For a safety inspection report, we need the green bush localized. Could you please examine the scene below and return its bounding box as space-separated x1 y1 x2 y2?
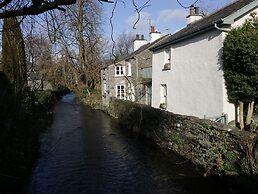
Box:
81 88 88 98
34 90 57 110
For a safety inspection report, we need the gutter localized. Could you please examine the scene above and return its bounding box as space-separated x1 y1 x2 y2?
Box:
214 23 230 32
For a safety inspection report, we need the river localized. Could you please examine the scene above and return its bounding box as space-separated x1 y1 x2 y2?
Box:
28 94 236 194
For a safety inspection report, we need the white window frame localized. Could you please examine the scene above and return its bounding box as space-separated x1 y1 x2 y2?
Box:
164 48 171 64
116 84 126 99
160 84 167 104
103 81 107 94
127 62 132 76
115 65 125 76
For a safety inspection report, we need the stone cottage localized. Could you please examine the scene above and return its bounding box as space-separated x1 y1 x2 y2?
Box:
101 28 169 106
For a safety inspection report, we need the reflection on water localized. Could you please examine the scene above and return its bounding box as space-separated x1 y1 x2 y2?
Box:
28 94 234 194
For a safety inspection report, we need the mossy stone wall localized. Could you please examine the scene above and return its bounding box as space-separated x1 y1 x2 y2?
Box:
107 99 258 175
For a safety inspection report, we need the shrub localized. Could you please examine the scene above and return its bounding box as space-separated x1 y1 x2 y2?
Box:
34 90 57 110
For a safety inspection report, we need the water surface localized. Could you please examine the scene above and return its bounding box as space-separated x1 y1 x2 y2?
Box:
28 93 233 194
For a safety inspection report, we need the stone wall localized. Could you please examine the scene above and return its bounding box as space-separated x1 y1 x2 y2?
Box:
106 98 258 175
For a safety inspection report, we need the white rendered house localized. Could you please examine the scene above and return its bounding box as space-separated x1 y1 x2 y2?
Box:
151 0 258 123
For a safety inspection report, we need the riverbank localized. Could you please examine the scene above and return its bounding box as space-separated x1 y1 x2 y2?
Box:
0 90 65 194
0 110 53 194
95 98 258 177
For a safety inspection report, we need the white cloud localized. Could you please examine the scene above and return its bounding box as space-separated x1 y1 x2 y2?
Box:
157 9 187 23
127 11 151 33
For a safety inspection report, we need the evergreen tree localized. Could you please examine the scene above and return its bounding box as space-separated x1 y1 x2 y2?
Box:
1 17 27 98
222 13 258 130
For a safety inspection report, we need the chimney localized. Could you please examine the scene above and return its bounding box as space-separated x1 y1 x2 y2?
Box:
133 34 148 51
186 5 203 25
150 25 155 33
189 5 195 16
149 25 161 43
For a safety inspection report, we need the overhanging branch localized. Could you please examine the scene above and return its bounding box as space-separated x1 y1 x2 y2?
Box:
0 0 114 19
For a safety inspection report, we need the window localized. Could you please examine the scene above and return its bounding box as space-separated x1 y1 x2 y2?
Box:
160 84 167 109
165 48 171 63
116 85 125 99
127 62 132 76
115 65 125 76
103 81 107 98
146 85 152 106
163 48 171 71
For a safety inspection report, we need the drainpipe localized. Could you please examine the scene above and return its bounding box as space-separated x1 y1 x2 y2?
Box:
214 23 230 33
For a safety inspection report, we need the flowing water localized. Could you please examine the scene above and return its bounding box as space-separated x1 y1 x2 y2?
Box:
28 94 235 194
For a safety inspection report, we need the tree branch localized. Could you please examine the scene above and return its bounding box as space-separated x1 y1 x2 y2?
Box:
0 0 12 9
0 0 116 19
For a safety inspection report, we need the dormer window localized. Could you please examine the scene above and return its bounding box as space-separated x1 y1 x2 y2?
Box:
115 65 125 76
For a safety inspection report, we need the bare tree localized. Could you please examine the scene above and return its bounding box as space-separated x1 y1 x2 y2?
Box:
114 31 134 59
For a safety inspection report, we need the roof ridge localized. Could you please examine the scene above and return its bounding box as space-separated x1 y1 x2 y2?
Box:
204 0 249 18
151 0 256 51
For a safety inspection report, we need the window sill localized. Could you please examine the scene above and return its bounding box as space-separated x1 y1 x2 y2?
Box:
159 103 167 109
162 63 171 71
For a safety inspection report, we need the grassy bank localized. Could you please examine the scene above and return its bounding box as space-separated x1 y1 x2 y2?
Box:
0 89 64 194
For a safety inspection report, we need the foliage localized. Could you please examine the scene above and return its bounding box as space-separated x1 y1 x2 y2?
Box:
222 13 258 103
240 156 252 174
220 143 238 172
167 132 184 145
222 13 258 129
1 17 27 98
35 90 57 110
81 88 89 98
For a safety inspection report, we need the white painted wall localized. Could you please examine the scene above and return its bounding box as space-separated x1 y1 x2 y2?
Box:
133 39 148 51
150 32 161 43
152 29 235 121
186 15 203 25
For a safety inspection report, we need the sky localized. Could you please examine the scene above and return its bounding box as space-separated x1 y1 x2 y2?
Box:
101 0 234 40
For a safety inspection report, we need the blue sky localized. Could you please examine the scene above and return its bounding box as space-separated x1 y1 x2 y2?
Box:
101 0 234 40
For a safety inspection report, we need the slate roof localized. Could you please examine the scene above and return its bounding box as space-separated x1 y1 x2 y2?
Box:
151 0 256 51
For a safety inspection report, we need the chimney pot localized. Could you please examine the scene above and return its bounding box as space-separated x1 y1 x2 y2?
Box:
141 35 144 40
195 7 199 15
150 25 155 33
136 34 140 40
190 5 195 16
187 5 202 25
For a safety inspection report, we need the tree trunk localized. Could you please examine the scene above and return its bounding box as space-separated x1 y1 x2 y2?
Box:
246 101 254 126
234 103 238 127
77 0 85 70
77 0 88 86
239 101 244 130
